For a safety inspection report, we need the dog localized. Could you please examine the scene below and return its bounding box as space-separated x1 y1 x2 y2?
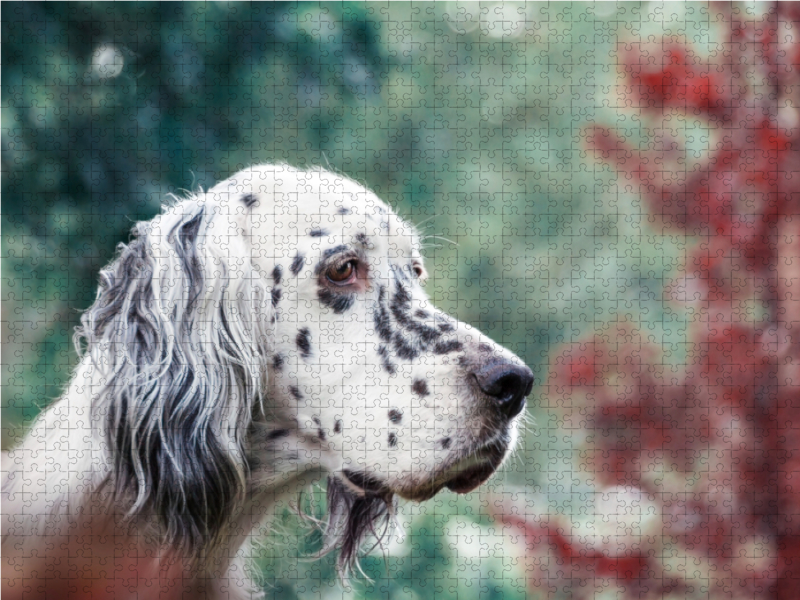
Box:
2 164 533 599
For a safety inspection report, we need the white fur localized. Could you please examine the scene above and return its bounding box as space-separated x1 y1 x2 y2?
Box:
2 165 529 599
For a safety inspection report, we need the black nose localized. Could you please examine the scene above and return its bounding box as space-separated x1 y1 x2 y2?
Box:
473 361 534 419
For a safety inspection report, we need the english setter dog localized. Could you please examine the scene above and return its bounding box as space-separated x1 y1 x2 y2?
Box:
2 165 533 599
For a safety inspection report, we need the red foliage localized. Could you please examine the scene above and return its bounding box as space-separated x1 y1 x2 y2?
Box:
627 43 726 116
498 5 800 598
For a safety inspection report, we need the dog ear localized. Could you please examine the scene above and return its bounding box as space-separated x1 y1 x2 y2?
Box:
77 199 270 556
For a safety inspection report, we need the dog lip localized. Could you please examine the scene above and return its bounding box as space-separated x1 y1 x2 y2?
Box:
443 461 498 494
440 445 505 494
394 440 509 502
396 483 446 503
341 469 390 496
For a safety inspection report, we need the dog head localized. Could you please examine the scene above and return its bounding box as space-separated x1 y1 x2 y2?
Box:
80 164 533 571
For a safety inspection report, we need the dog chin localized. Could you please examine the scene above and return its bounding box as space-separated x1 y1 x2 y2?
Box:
392 442 510 502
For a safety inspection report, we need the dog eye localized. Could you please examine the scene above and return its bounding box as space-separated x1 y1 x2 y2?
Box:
413 264 424 278
326 260 357 284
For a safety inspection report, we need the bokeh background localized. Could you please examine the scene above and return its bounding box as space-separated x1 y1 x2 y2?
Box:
3 2 795 598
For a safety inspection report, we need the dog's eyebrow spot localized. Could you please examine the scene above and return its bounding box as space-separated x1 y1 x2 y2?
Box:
271 287 282 308
432 340 463 355
309 228 328 237
321 244 350 260
334 419 342 434
272 354 284 371
296 328 312 358
337 207 351 215
388 432 397 448
411 379 430 396
354 232 369 247
440 437 452 449
388 409 402 424
290 254 304 276
272 265 282 285
240 193 259 208
289 386 303 401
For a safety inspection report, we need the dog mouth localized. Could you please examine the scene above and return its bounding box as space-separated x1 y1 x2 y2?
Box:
442 458 500 494
434 442 508 497
340 469 392 498
341 437 510 503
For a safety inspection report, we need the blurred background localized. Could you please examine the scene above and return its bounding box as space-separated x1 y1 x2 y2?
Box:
3 2 795 599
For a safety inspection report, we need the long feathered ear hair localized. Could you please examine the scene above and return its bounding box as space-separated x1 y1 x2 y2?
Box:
75 198 270 557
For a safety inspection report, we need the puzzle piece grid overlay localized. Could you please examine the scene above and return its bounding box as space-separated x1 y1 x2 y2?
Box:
2 3 795 599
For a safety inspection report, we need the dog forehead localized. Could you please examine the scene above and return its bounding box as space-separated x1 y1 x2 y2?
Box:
210 164 420 258
211 163 381 213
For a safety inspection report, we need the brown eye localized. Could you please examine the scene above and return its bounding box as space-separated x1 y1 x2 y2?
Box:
326 260 356 284
413 264 424 278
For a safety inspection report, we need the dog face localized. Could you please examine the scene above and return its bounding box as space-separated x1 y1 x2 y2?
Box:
209 165 533 502
75 164 532 571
